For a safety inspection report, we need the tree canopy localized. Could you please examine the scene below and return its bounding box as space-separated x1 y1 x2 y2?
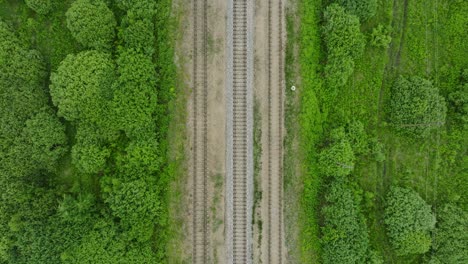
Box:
66 0 116 50
323 4 365 90
321 180 370 263
50 50 115 124
431 204 468 263
390 76 447 137
384 187 436 256
25 0 53 14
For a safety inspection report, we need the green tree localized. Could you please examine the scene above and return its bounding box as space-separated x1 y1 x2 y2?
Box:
390 76 447 137
21 110 68 170
65 0 116 50
334 0 377 21
111 50 157 139
50 50 115 124
323 4 365 91
71 124 110 174
321 180 370 263
346 120 369 155
431 204 468 263
25 0 53 14
119 17 155 55
318 128 355 177
384 187 436 256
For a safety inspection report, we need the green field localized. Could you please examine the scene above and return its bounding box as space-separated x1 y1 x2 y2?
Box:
289 0 467 263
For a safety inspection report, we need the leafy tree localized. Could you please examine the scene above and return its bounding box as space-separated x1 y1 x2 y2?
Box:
370 24 392 49
20 110 68 170
65 0 116 50
318 128 355 177
119 17 155 55
346 120 369 155
431 204 468 263
62 219 158 263
390 76 447 138
50 50 115 124
115 140 161 178
321 180 370 263
323 4 365 90
71 124 110 174
111 50 157 139
334 0 377 21
384 187 436 256
25 0 53 14
103 177 160 242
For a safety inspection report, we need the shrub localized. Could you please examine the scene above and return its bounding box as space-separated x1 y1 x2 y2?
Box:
66 0 116 50
25 0 52 15
431 204 468 263
370 24 392 49
346 120 369 155
318 128 355 177
389 76 447 138
384 187 436 256
323 4 365 91
334 0 378 21
321 180 370 263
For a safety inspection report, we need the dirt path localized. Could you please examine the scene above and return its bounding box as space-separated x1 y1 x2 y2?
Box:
182 0 227 262
254 0 287 263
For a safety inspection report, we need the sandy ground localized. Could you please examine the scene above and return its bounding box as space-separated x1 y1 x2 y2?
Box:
254 0 288 263
180 0 227 262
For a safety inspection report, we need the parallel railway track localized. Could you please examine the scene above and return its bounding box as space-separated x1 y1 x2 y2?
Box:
267 0 285 263
192 0 208 262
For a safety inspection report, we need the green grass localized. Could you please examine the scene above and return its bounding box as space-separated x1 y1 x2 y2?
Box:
294 0 467 262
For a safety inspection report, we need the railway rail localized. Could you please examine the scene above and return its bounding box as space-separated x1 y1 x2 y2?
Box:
226 0 253 263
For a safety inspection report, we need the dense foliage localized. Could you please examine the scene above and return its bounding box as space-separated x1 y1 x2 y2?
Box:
323 4 365 92
430 204 468 263
318 128 355 177
384 187 436 256
65 0 116 50
0 0 177 262
25 0 53 14
321 180 370 263
333 0 377 21
389 76 447 138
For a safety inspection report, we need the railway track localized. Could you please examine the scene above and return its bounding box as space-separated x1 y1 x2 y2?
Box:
192 0 208 263
227 0 253 263
266 0 285 263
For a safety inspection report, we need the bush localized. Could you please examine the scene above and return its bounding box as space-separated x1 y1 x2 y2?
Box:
25 0 52 14
66 0 116 50
431 204 468 263
323 4 365 91
321 180 370 263
334 0 377 21
346 120 369 155
370 24 392 49
390 76 447 138
384 187 436 256
318 128 355 177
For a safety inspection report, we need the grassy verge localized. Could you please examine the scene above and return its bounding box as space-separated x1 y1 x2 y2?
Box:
161 0 189 262
285 0 324 262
